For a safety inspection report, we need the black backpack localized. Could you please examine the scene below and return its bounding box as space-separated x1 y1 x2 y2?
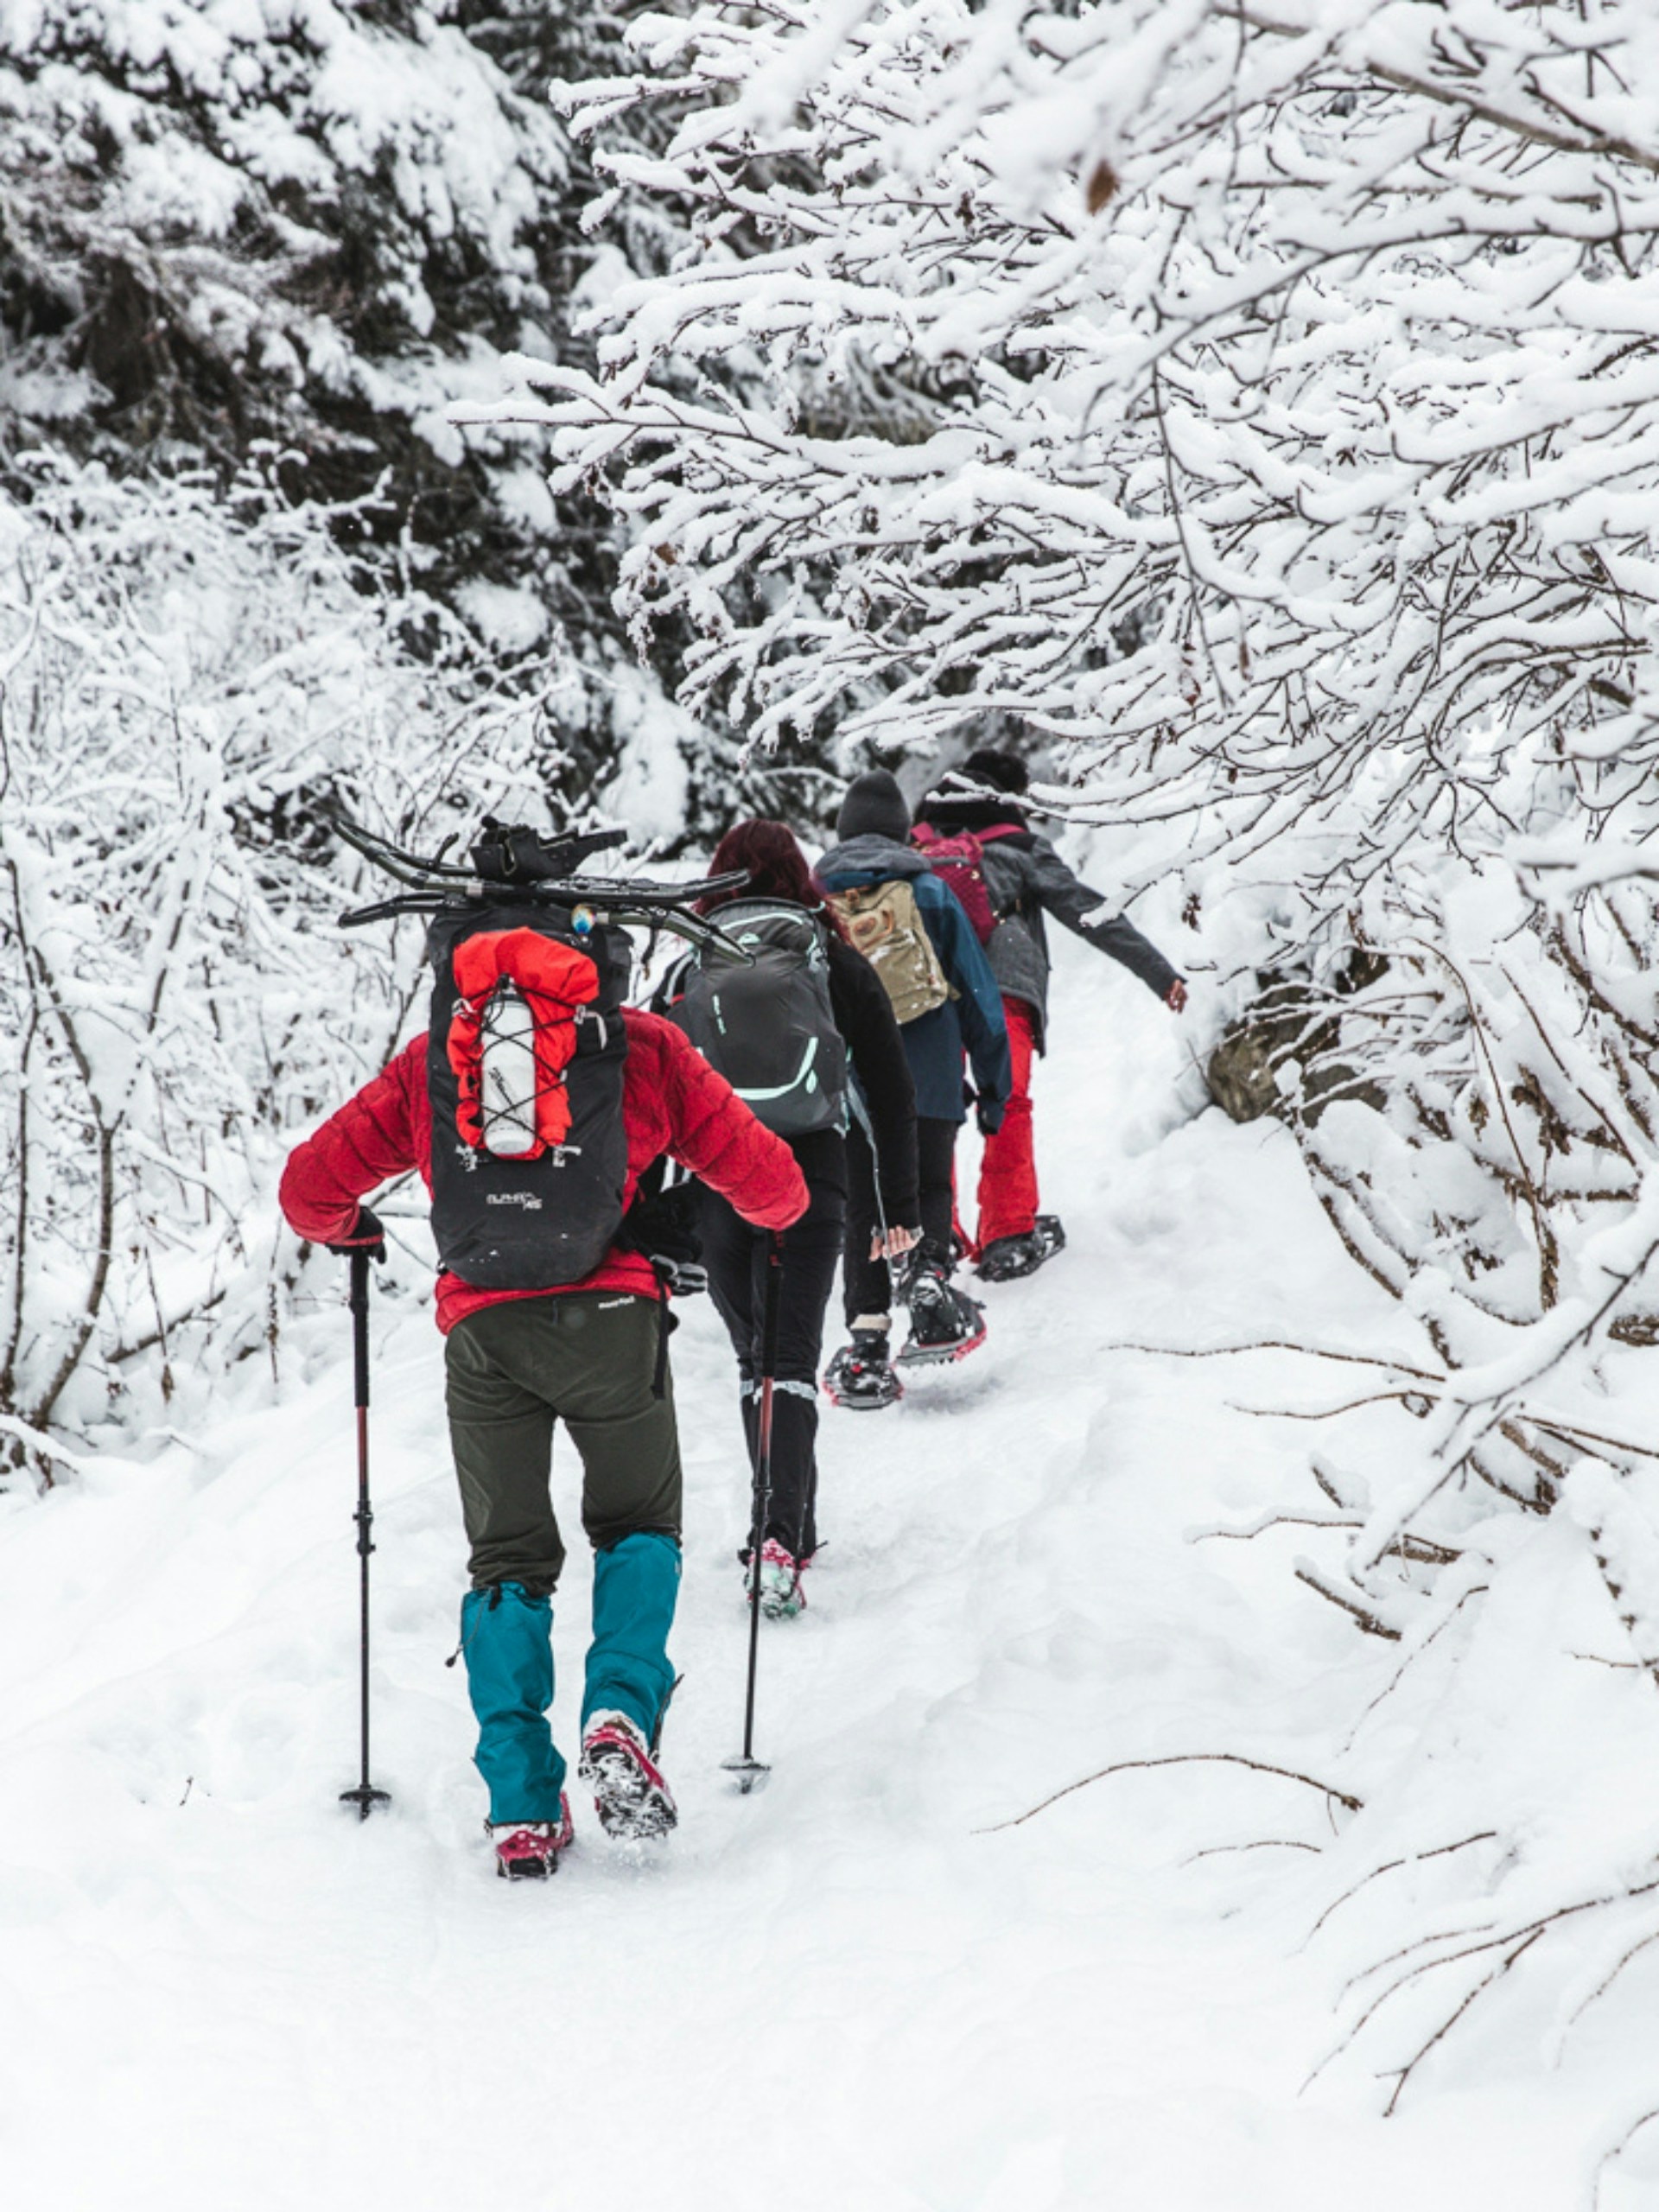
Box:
672 900 847 1137
425 902 632 1288
332 808 757 1286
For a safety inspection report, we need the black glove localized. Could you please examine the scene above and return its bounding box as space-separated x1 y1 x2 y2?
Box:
622 1181 707 1297
324 1205 386 1261
976 1097 1006 1137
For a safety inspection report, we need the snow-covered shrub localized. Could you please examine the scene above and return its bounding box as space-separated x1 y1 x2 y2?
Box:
485 0 1659 1510
0 0 727 813
0 450 573 1470
474 0 1659 2140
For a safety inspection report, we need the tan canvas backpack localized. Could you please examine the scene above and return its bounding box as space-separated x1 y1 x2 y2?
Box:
825 879 954 1025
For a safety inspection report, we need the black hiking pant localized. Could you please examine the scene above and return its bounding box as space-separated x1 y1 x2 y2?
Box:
843 1116 958 1327
702 1171 846 1561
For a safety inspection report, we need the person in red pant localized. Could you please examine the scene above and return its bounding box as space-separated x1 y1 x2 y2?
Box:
914 748 1187 1280
280 1006 806 1878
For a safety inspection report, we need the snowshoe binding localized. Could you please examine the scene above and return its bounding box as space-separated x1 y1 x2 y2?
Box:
753 1538 808 1620
578 1710 678 1841
490 1793 575 1879
823 1331 904 1410
977 1214 1065 1282
899 1255 988 1365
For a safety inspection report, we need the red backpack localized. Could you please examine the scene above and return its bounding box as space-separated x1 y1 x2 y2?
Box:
912 822 1001 944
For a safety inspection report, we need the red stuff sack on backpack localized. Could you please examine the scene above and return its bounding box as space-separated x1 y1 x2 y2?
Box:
426 905 632 1288
912 823 997 945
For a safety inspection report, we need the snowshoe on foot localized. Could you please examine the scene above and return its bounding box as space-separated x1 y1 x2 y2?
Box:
823 1331 904 1410
976 1230 1046 1281
490 1794 574 1879
753 1537 808 1620
899 1258 988 1365
578 1710 678 1841
977 1214 1066 1282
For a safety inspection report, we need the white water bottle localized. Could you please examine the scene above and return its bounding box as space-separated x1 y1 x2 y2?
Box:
480 979 539 1156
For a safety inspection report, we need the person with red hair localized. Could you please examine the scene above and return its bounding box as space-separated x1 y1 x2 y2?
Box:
668 819 919 1618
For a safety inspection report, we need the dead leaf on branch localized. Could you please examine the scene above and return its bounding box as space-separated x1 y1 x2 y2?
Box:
1084 158 1120 215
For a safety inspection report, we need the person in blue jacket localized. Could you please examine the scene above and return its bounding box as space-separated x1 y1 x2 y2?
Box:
817 770 1012 1405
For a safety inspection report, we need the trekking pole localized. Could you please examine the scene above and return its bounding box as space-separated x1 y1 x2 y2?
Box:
724 1234 784 1795
340 1249 391 1821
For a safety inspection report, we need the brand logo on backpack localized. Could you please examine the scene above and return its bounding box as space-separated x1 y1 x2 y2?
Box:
427 906 631 1290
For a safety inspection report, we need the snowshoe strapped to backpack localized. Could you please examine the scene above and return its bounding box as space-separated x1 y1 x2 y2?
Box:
823 879 953 1026
426 903 632 1288
672 899 848 1137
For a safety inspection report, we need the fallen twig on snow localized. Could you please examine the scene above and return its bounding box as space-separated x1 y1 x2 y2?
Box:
1100 1337 1443 1382
976 1751 1363 1834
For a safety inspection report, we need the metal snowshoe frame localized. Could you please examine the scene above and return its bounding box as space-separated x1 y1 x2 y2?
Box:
327 808 755 962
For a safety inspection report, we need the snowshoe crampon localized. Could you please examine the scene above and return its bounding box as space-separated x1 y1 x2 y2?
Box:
823 1333 903 1409
899 1264 987 1365
578 1711 678 1841
976 1213 1065 1282
753 1539 808 1620
490 1794 574 1879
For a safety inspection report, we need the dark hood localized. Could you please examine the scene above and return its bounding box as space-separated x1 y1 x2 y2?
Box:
916 796 1032 840
817 833 930 882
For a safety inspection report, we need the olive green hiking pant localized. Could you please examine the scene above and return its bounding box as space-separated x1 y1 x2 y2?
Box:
443 1291 683 1597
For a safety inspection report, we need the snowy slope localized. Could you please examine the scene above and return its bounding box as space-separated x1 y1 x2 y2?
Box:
0 931 1637 2212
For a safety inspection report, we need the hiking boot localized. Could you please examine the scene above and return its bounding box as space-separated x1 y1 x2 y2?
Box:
1034 1214 1066 1260
823 1331 904 1410
752 1537 808 1620
578 1710 678 1840
490 1794 574 1879
899 1260 988 1364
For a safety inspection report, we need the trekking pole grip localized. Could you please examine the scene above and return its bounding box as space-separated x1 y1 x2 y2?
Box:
350 1248 371 1410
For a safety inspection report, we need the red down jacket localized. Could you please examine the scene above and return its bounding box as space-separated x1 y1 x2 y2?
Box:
279 1008 809 1333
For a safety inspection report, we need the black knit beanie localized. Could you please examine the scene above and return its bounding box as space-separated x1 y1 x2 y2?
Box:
836 768 912 843
960 747 1030 798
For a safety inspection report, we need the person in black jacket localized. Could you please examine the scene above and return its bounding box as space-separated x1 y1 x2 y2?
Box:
682 819 919 1618
915 748 1187 1281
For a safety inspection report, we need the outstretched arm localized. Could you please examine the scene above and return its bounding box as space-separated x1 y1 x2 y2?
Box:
1027 842 1185 1005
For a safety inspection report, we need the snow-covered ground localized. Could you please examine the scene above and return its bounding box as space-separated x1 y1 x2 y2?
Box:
0 932 1630 2210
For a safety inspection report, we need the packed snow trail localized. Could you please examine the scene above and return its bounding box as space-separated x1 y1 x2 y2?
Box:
0 935 1592 2211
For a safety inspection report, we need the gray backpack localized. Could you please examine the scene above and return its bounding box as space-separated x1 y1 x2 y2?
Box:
673 900 847 1136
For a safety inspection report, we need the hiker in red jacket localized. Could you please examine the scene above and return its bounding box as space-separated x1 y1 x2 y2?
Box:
280 1007 807 1877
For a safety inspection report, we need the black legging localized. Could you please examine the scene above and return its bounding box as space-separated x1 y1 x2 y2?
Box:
843 1116 958 1326
702 1172 847 1560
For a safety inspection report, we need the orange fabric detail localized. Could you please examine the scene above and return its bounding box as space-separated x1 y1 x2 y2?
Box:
446 929 601 1154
